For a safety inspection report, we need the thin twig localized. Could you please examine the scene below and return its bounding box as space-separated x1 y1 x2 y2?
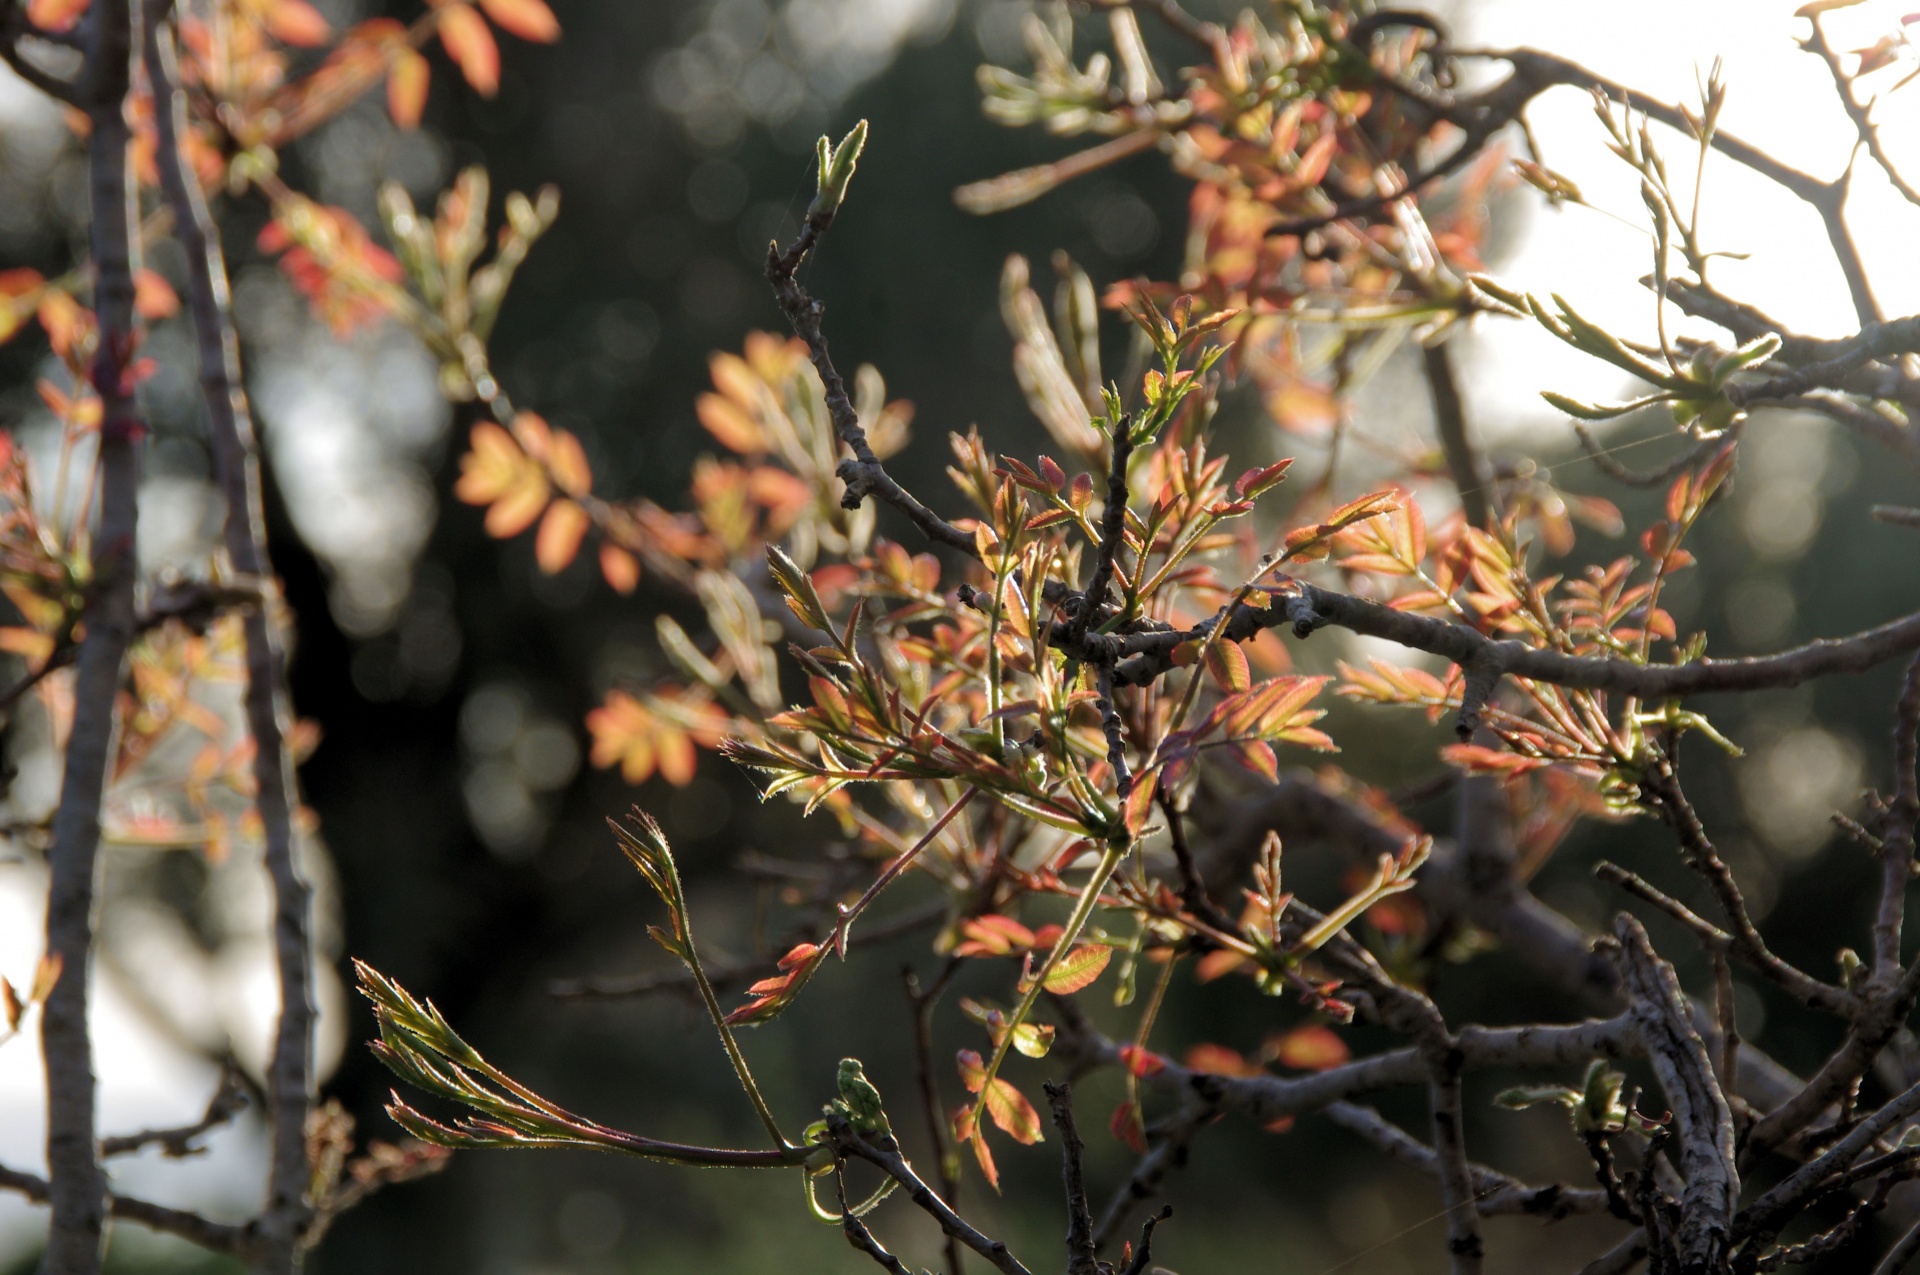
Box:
1422 339 1492 529
100 1068 247 1159
1802 17 1920 211
549 901 947 999
765 189 975 555
1044 1082 1100 1275
1069 420 1134 646
828 1114 1035 1275
148 18 314 1268
0 1161 256 1261
836 1163 913 1275
1092 1099 1213 1247
905 960 966 1275
1639 762 1854 1016
1610 913 1738 1273
1325 1101 1607 1217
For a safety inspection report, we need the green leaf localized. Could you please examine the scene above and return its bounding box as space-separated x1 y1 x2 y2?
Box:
1042 943 1112 994
1540 390 1670 421
811 119 870 216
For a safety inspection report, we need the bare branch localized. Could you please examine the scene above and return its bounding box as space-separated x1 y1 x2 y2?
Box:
40 2 141 1267
905 961 966 1275
1736 1077 1920 1241
835 1163 913 1275
828 1114 1034 1275
765 187 976 556
1044 1082 1100 1275
1423 339 1493 530
100 1068 247 1159
1643 760 1850 1021
0 1161 255 1261
1802 17 1920 211
1324 1102 1608 1217
148 19 315 1268
1609 913 1738 1272
1092 1099 1213 1248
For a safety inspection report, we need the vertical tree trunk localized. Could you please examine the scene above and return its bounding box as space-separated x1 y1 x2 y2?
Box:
39 2 140 1270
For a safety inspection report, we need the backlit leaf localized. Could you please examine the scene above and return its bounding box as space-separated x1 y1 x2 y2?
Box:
1042 944 1111 994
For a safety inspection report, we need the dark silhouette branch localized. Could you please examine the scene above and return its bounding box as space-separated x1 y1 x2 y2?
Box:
99 1068 247 1159
1422 339 1492 529
1323 1101 1607 1217
827 1113 1035 1275
148 19 315 1270
1044 1082 1100 1275
40 2 140 1268
1609 913 1738 1273
0 1162 255 1260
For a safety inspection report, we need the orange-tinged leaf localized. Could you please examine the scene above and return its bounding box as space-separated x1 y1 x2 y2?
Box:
388 49 431 129
1269 1023 1349 1071
455 421 528 505
956 1048 986 1093
546 427 592 497
599 543 639 594
479 0 560 42
26 0 87 33
264 0 331 46
484 472 549 537
27 953 59 1004
1194 948 1248 981
696 393 767 453
535 500 590 573
1042 944 1111 995
1118 1044 1165 1077
1205 640 1250 693
438 5 500 95
971 1119 1001 1190
983 1078 1044 1144
133 269 178 319
0 629 56 664
1185 1043 1263 1077
1 979 19 1031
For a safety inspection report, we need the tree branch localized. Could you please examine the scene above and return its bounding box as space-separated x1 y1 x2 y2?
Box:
147 19 314 1270
1044 1082 1100 1275
0 6 84 105
765 197 976 555
905 961 966 1275
99 1068 247 1159
828 1114 1035 1275
1322 1101 1607 1217
40 1 139 1268
0 1162 255 1262
1422 339 1492 530
1609 913 1738 1273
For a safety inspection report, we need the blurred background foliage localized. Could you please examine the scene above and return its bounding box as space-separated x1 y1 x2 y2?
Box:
2 0 1918 1271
